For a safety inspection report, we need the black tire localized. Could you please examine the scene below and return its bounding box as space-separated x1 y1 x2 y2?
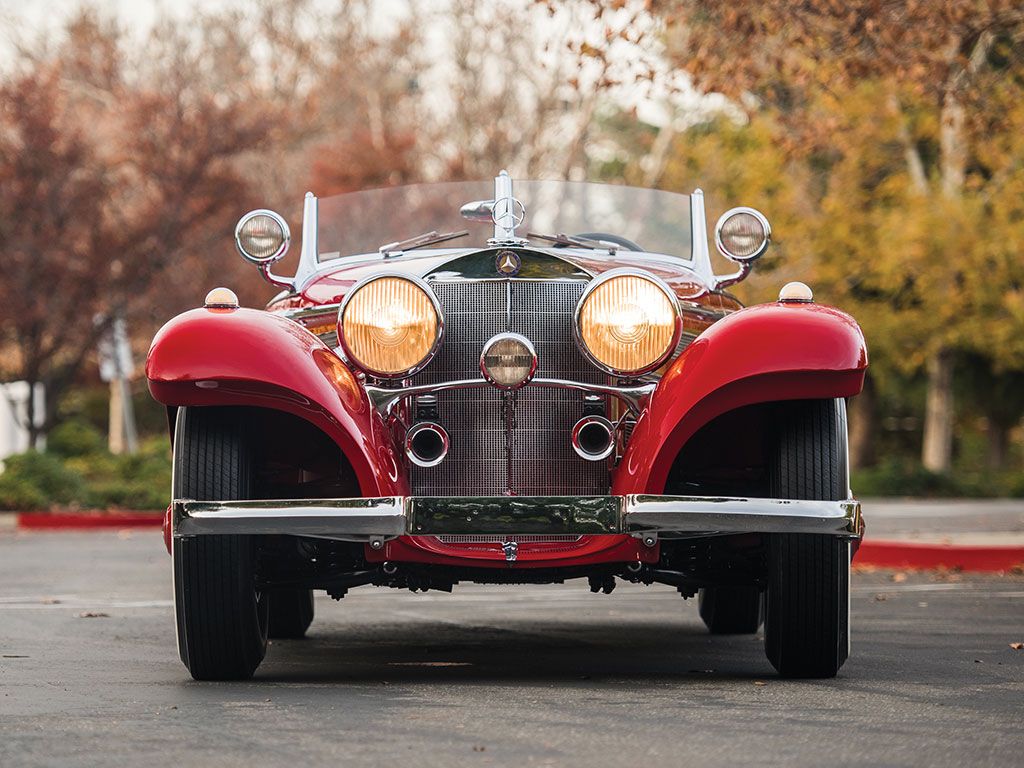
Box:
764 399 851 678
268 588 314 639
698 585 763 634
173 407 268 681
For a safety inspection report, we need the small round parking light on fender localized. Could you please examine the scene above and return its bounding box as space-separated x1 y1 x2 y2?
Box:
203 287 239 309
778 281 814 303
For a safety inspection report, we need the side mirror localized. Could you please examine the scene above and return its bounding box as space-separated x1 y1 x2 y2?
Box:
713 207 770 289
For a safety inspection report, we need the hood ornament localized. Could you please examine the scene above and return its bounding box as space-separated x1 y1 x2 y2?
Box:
460 170 528 247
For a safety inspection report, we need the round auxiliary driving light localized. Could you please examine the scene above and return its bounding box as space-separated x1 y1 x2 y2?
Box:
480 333 537 390
235 209 291 265
338 274 443 378
574 269 681 377
714 207 771 264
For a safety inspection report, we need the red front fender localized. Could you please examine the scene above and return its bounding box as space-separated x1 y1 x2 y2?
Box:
613 302 868 494
146 307 406 496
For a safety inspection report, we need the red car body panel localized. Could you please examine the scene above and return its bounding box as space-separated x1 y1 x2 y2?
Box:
148 295 865 566
147 306 407 498
613 301 867 495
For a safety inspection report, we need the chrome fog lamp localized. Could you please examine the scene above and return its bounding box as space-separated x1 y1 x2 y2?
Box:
235 209 291 265
480 333 537 390
714 207 770 264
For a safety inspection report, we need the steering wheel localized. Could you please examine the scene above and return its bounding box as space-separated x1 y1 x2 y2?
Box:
573 232 643 251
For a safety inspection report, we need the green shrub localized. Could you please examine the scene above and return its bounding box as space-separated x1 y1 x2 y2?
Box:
47 419 107 459
0 435 171 512
853 458 1022 498
0 451 87 510
0 473 49 510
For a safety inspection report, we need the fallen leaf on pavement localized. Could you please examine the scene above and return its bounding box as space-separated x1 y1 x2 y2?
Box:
1010 643 1023 650
753 681 767 686
77 611 109 618
891 572 907 583
874 593 888 601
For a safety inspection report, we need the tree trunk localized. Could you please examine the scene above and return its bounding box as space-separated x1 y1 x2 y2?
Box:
25 379 42 450
921 349 954 473
986 420 1009 472
847 375 876 471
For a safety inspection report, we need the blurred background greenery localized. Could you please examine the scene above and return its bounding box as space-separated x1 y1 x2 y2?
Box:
1 1 1023 510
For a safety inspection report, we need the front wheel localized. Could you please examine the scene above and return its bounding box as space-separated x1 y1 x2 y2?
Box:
763 399 851 678
172 407 268 681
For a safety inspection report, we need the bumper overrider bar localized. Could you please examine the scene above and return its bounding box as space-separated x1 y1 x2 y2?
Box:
173 495 862 547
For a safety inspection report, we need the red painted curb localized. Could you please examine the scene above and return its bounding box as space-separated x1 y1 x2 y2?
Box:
16 512 163 530
856 539 1024 572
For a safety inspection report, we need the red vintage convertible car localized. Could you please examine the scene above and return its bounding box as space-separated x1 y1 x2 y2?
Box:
148 172 866 681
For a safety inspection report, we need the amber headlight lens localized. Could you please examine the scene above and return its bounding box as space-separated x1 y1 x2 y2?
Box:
339 275 442 377
576 272 679 376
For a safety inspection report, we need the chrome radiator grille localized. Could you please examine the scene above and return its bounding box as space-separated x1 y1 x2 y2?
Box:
411 279 608 496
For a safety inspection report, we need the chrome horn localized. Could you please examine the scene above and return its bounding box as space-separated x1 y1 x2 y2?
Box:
571 416 615 462
406 422 449 468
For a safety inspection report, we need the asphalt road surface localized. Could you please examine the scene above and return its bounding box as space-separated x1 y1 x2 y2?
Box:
1 529 1022 768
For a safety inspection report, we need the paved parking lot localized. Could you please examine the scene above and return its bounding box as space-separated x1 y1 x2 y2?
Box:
1 529 1022 767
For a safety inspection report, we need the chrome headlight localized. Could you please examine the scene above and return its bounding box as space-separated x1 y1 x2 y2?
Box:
714 207 770 263
338 275 443 378
575 270 680 377
235 209 291 265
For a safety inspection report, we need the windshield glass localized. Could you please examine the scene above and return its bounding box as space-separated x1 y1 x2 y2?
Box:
316 180 692 262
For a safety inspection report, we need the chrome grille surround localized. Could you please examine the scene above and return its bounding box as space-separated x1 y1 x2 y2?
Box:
410 279 609 496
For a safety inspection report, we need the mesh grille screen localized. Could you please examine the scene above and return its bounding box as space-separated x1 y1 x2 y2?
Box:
410 279 609 496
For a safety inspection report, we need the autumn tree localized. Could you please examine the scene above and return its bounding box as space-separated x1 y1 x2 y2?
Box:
634 0 1024 473
0 11 274 444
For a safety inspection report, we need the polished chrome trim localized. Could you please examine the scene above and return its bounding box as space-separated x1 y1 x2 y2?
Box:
571 415 615 461
173 494 861 540
488 170 528 246
336 273 445 379
713 206 770 290
624 495 861 538
406 421 450 468
572 268 683 378
173 497 406 541
690 189 714 283
479 332 538 391
282 303 342 325
365 377 656 417
295 191 319 288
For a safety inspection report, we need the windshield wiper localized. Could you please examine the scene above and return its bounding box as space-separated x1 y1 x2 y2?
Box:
379 229 469 256
526 232 617 253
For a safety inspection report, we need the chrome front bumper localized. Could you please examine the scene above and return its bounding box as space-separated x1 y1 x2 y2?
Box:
173 495 861 545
